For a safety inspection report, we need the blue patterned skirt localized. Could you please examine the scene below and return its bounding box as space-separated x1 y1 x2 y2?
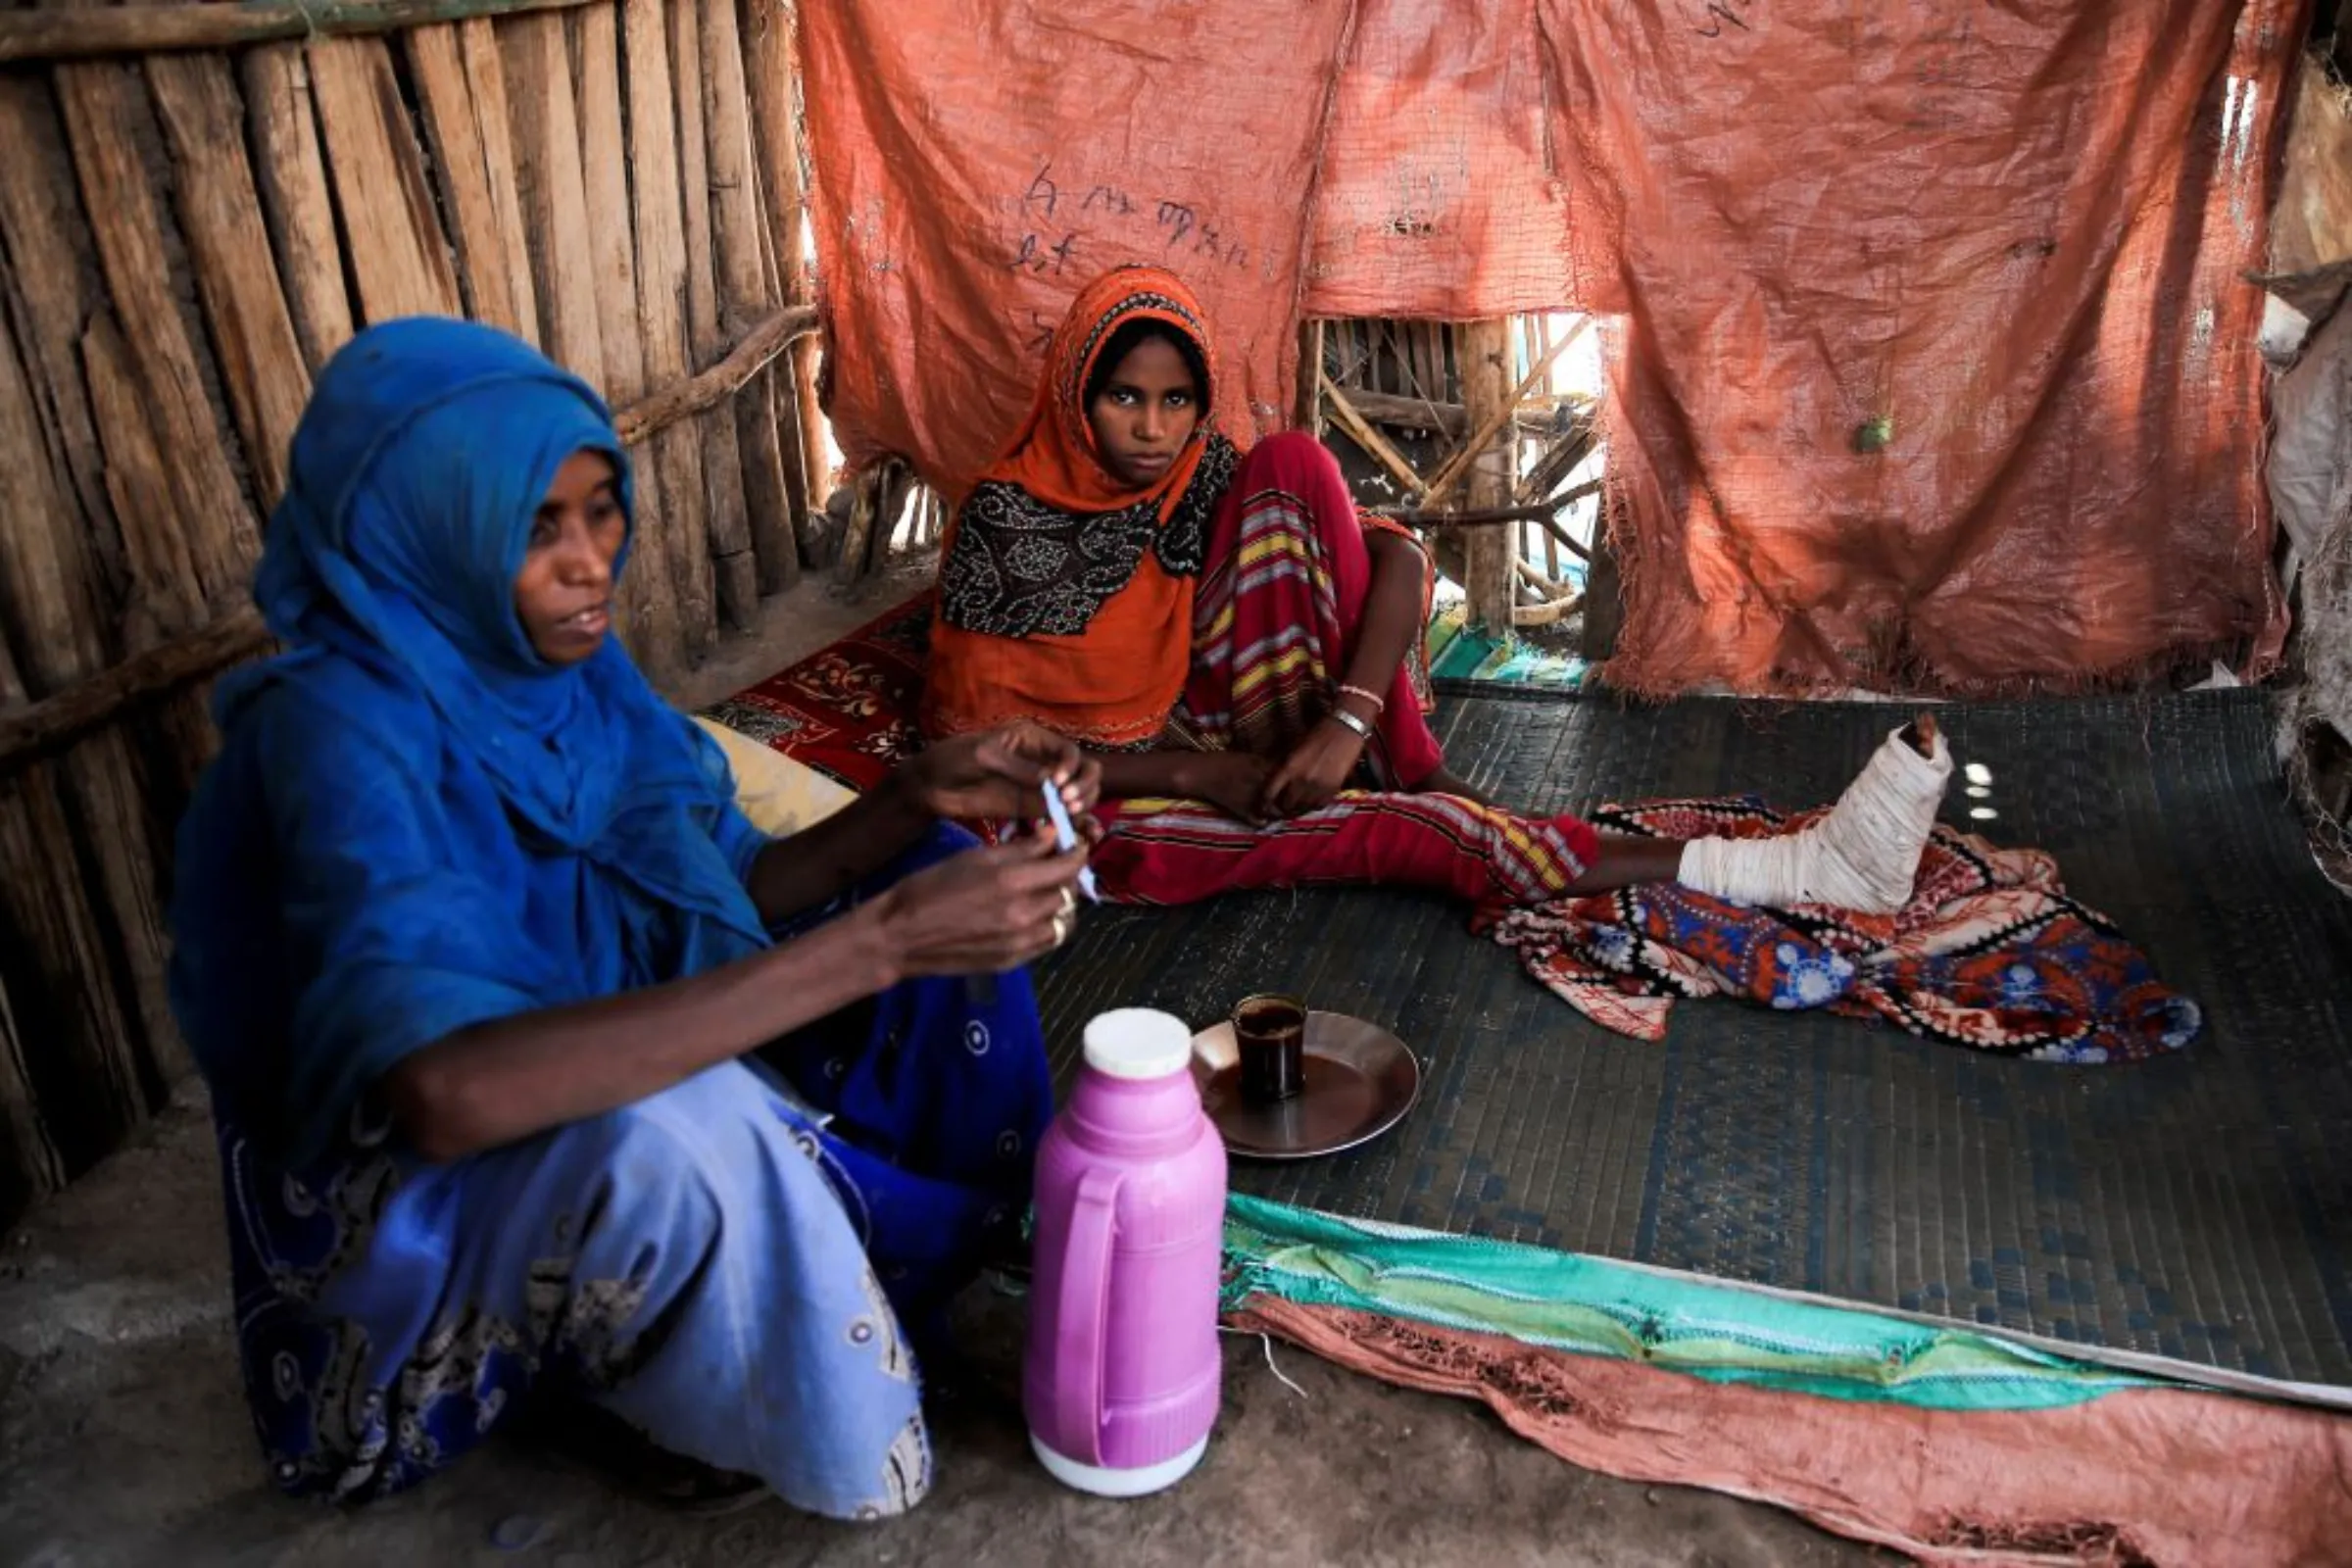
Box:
213 826 1054 1518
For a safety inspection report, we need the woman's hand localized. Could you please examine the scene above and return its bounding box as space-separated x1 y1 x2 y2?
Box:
1178 751 1276 824
904 721 1102 825
1260 715 1367 818
872 831 1093 974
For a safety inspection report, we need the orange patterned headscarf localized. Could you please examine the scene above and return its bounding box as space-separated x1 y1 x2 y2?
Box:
922 267 1242 748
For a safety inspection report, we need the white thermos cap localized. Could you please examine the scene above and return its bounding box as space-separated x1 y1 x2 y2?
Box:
1082 1007 1194 1081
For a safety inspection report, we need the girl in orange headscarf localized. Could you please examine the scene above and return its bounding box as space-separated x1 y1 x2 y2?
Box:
924 266 1473 817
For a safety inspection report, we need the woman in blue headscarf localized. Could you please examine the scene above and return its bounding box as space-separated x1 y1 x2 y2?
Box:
170 318 1098 1518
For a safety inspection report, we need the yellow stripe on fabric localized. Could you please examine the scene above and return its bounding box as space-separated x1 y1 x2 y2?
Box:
1229 645 1324 705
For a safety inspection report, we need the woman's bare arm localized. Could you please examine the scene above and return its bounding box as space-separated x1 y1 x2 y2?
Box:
381 835 1089 1162
742 774 934 926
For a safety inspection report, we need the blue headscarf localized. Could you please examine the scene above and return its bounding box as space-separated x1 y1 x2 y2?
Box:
171 318 768 1163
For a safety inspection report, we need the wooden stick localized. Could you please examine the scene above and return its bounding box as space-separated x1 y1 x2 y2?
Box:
1414 321 1442 404
241 45 356 369
1342 385 1464 435
1515 419 1596 507
81 317 209 642
668 0 756 631
753 0 837 531
1514 555 1570 596
612 304 816 444
0 273 109 698
1422 316 1590 508
1407 481 1598 556
0 290 181 1193
1320 373 1429 498
308 36 464 322
572 0 677 675
57 61 262 606
1370 503 1569 528
0 770 144 1193
1293 318 1325 434
1539 509 1592 562
0 608 270 771
497 14 600 374
738 82 811 566
0 904 70 1199
1512 592 1584 629
701 0 799 593
575 5 643 409
1456 319 1516 632
0 80 122 672
620 0 714 660
146 54 312 508
405 20 538 341
0 0 598 65
834 466 878 589
20 318 196 1083
1340 386 1560 440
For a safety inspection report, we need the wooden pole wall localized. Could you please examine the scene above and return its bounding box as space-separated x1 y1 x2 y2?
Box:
0 0 832 1227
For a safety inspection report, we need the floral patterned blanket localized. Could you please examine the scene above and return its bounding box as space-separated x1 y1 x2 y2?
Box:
1478 798 2201 1063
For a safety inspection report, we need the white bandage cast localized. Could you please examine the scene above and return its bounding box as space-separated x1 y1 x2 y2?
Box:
1677 723 1954 914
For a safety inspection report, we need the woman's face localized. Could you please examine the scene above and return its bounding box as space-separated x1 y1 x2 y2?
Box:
514 450 626 665
1087 335 1201 488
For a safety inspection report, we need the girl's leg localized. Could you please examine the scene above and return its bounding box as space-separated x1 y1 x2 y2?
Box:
1094 717 1951 915
1092 789 1601 906
1571 716 1955 913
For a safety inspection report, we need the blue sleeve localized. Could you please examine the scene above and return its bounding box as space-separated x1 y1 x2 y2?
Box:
249 687 555 1162
710 799 770 885
674 708 769 883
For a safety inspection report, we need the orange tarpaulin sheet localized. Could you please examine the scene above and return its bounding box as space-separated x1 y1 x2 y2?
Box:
1551 0 2298 693
799 0 2297 695
1302 0 1571 319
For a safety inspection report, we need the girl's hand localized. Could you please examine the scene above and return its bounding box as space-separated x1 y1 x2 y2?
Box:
1177 751 1277 825
1260 715 1367 817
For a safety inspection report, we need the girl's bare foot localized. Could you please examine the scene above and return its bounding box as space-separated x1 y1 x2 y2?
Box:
1902 710 1940 759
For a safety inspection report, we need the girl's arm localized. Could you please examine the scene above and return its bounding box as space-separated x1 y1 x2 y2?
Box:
1259 529 1430 816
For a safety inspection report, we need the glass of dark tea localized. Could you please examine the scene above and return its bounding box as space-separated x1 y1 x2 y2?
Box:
1232 994 1306 1103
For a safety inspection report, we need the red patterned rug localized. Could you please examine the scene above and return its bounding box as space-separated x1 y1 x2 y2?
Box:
699 591 937 793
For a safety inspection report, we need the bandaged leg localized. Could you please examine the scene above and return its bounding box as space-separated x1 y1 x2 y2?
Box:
1676 718 1954 914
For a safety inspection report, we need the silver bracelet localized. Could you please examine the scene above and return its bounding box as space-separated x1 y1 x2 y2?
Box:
1329 705 1375 740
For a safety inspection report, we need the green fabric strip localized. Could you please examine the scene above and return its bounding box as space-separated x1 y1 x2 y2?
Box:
1425 602 1588 688
1222 1195 2154 1412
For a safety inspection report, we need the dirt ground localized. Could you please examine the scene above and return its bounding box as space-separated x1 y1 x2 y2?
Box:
0 572 1877 1567
0 1091 1877 1568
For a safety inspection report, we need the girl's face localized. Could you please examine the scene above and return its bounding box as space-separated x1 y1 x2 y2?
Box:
1087 335 1201 488
514 450 626 665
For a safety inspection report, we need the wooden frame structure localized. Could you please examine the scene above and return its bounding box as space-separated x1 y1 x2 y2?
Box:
1304 316 1602 645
